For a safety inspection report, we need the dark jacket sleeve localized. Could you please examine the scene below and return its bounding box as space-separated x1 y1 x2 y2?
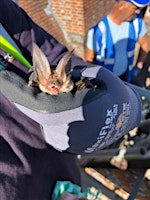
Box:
0 2 82 199
0 92 81 200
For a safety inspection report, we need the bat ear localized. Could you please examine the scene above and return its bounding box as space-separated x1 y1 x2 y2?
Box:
32 43 51 84
55 49 74 81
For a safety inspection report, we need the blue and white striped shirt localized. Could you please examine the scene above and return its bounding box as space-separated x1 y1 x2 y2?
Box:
87 14 147 81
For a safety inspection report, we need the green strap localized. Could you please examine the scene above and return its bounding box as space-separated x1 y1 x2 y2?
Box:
0 35 32 69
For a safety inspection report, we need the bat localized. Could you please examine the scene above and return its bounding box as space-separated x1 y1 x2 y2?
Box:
28 43 96 95
28 43 74 95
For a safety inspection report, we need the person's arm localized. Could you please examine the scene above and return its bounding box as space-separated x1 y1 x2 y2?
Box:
85 47 96 63
136 33 150 69
85 26 97 63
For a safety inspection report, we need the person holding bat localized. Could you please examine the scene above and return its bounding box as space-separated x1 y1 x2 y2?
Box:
0 0 143 199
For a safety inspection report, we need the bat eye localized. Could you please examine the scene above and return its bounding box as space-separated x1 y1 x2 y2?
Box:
56 79 63 86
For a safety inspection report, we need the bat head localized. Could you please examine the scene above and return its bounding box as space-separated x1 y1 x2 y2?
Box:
32 43 74 95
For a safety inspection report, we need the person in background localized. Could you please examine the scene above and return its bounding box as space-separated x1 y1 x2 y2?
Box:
86 0 150 85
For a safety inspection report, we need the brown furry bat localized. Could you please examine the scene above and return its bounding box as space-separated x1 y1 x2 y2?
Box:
28 43 95 95
28 43 74 95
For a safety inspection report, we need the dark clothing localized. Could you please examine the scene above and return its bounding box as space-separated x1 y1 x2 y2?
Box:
0 0 82 199
0 92 80 200
138 52 150 90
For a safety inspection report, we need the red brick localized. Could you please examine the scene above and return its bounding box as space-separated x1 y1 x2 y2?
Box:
18 0 116 58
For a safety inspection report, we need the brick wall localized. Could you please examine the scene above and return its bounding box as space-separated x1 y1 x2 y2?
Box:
51 0 85 56
18 0 67 45
18 0 115 59
18 0 149 59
